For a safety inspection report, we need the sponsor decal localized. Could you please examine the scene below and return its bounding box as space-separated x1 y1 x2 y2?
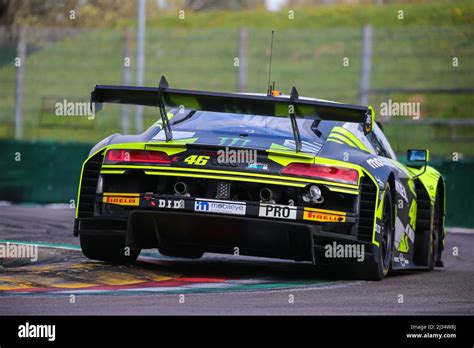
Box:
395 180 409 202
303 208 346 223
374 175 385 188
103 194 139 206
366 157 384 169
259 204 297 220
218 137 251 147
155 198 184 209
143 195 185 209
394 253 410 267
158 199 184 209
195 199 246 215
247 162 268 170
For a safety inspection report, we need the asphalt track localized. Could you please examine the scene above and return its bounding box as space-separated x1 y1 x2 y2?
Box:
0 206 472 315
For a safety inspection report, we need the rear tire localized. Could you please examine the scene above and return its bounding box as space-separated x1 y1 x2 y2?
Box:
415 194 441 271
434 193 445 267
80 234 140 264
356 185 395 280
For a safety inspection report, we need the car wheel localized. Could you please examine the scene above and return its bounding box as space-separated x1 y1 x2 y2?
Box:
429 193 443 270
80 234 140 264
434 192 444 267
358 184 394 280
414 193 441 271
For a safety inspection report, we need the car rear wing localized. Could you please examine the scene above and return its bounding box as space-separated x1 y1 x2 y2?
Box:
91 76 374 152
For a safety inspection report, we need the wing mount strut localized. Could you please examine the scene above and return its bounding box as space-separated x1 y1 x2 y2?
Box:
158 76 172 142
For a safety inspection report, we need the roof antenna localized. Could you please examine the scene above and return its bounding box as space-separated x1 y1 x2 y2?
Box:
266 30 275 96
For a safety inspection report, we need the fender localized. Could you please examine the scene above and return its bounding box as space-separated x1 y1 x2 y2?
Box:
413 165 446 250
414 165 443 204
88 133 120 156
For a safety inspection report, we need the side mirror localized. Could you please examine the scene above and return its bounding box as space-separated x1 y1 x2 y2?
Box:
407 149 429 163
407 149 429 179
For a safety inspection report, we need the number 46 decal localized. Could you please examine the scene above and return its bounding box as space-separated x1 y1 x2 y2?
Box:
184 155 210 166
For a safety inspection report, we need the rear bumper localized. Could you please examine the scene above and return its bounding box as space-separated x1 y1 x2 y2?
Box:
74 209 373 262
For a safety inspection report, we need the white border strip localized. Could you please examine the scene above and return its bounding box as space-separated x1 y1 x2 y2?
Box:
447 228 474 234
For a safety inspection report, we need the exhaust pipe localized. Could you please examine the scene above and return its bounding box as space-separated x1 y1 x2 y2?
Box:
174 182 188 196
303 185 324 203
259 188 274 203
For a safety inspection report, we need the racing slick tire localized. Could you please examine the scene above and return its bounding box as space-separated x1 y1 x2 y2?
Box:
158 247 204 259
356 185 395 281
415 192 442 271
434 192 445 267
80 234 140 264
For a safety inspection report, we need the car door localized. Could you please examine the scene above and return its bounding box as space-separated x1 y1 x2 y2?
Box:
366 124 417 258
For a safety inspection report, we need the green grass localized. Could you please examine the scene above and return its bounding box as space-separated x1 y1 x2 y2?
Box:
144 1 474 29
0 1 473 158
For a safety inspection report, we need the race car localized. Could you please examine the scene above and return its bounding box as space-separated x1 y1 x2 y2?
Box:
74 76 446 280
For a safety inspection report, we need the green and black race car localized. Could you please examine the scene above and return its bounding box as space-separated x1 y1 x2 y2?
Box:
74 76 446 280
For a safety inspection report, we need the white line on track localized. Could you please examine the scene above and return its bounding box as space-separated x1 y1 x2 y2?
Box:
447 228 474 234
0 240 80 251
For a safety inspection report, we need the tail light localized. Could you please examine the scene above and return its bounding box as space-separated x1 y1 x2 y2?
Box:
281 163 359 185
105 149 171 164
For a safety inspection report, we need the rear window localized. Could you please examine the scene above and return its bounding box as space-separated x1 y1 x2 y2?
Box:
170 110 335 141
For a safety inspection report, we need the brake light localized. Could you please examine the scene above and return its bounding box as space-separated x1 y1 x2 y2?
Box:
281 163 359 185
105 149 171 164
